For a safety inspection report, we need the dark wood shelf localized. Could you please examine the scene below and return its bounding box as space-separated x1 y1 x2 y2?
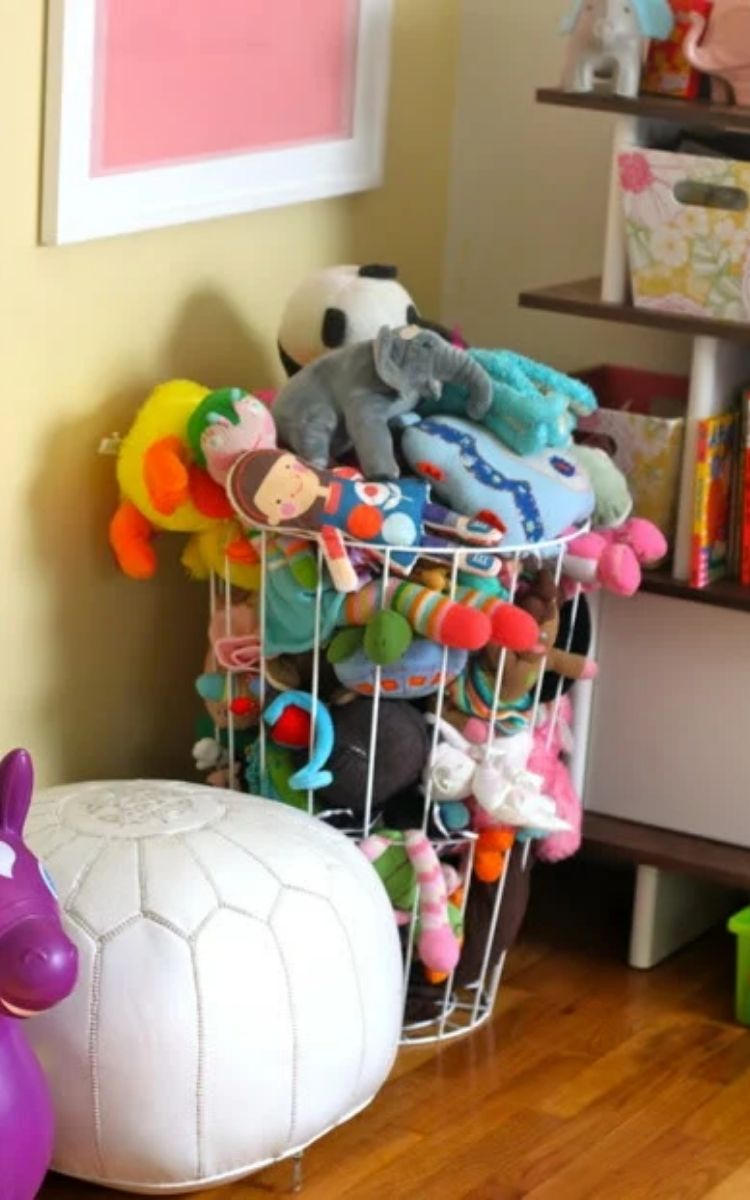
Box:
640 570 750 612
537 87 750 133
519 276 750 343
583 813 750 889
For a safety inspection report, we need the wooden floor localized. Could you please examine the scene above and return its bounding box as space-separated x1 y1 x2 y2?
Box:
41 861 750 1200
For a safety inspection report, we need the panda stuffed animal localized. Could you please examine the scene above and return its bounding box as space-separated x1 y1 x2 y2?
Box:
278 263 452 377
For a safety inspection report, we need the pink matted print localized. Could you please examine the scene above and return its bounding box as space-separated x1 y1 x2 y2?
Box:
92 0 360 176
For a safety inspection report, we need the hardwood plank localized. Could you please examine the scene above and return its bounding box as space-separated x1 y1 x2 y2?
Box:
522 1074 733 1199
583 813 750 889
518 276 750 344
572 1128 739 1200
683 1068 750 1158
704 1162 750 1198
539 1017 734 1119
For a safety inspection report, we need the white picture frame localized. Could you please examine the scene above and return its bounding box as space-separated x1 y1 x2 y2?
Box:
42 0 393 245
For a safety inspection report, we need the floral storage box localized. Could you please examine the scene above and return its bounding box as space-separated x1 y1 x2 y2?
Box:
576 365 687 547
618 148 750 323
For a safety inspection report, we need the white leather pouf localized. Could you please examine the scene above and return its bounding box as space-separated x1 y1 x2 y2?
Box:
25 781 402 1195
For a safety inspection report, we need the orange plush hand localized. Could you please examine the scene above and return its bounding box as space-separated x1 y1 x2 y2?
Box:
144 437 190 515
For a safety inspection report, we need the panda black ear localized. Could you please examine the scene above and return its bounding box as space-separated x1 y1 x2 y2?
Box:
359 264 398 280
322 307 347 349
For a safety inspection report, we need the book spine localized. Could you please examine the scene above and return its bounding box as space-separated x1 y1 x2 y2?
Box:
742 399 750 585
690 419 710 589
729 401 743 577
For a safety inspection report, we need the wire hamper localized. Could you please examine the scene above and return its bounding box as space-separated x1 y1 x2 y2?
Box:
206 523 585 1045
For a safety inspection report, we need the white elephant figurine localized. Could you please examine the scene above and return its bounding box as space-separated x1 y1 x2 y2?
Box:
561 0 674 98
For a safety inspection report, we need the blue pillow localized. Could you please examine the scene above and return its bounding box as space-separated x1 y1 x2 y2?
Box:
334 637 467 699
401 416 594 545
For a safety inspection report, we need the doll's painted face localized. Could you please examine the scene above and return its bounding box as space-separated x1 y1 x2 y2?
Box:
202 395 277 484
253 453 324 526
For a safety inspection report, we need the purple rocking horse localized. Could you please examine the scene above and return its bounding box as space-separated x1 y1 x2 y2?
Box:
0 750 78 1200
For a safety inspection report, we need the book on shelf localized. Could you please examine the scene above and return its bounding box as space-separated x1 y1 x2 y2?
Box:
741 391 750 586
728 394 745 578
690 410 738 589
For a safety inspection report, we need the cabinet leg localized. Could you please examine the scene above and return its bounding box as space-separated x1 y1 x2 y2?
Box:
628 864 736 969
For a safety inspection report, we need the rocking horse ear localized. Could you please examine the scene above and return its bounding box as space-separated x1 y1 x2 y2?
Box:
0 749 34 836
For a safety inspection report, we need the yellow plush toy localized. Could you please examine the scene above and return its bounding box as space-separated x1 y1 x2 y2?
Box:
181 520 261 591
109 380 236 579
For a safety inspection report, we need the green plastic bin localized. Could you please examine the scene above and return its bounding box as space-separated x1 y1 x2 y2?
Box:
728 907 750 1027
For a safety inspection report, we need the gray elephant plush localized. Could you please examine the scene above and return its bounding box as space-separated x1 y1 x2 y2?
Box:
271 324 492 480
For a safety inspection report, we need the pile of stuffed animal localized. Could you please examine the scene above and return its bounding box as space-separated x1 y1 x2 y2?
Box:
107 263 668 985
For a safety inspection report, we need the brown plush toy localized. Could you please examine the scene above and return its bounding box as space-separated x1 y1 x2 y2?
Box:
492 568 597 703
442 568 597 738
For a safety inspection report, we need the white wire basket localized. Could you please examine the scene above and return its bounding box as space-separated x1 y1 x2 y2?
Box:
202 523 587 1045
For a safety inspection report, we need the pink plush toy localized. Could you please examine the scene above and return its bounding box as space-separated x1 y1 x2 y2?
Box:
530 697 582 863
563 517 667 597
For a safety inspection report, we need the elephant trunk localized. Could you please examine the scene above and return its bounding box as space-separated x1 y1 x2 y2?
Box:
437 349 492 421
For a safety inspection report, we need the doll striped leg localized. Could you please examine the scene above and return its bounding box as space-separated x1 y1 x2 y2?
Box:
404 831 461 974
341 580 491 651
455 585 539 652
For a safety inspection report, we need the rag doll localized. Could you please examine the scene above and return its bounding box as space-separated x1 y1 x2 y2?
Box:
227 448 502 592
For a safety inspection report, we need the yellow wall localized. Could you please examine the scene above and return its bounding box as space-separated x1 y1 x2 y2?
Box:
443 0 690 375
0 0 460 784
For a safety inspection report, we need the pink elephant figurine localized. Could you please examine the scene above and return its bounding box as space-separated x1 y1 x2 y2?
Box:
684 0 750 106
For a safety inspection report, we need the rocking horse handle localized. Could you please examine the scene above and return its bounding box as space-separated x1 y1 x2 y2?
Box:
0 749 34 836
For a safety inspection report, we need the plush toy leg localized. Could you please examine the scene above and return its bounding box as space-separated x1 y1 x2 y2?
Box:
597 543 641 597
404 831 461 974
455 586 539 653
143 436 190 516
546 646 598 682
342 580 492 652
474 828 515 884
616 518 668 566
563 532 607 587
423 502 504 547
344 397 400 480
319 525 359 593
109 501 157 579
